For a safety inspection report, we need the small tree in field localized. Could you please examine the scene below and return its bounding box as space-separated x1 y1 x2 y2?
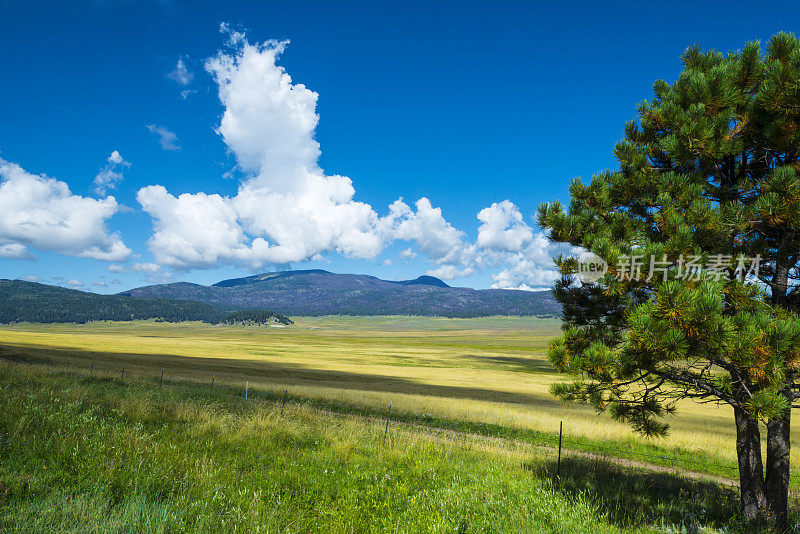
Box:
538 33 800 526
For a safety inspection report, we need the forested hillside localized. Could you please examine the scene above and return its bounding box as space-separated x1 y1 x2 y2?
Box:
0 280 226 323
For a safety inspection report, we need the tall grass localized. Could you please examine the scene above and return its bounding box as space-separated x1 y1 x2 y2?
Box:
0 362 631 533
2 362 796 531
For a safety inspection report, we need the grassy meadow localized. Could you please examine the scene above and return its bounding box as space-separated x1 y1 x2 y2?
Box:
0 316 798 531
0 361 773 533
0 317 793 476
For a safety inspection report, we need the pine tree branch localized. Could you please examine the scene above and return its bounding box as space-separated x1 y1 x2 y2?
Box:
651 366 739 407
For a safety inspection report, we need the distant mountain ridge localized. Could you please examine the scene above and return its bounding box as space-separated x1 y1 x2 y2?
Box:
212 270 450 289
122 270 559 317
392 275 450 288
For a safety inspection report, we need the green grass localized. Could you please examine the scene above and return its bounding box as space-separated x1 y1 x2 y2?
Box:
0 362 791 533
0 362 623 533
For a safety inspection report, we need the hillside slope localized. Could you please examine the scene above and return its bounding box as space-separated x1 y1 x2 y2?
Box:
121 270 559 317
0 280 227 324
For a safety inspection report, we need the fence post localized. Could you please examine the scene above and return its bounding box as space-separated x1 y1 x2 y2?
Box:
159 367 164 388
90 360 94 377
557 420 563 478
245 380 249 400
211 374 215 391
383 399 392 445
281 387 288 414
121 365 126 383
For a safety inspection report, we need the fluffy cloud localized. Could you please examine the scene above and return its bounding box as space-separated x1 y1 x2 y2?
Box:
483 231 564 290
0 158 130 261
0 243 35 260
427 264 475 280
421 200 561 288
140 29 409 269
476 200 534 252
137 185 257 269
146 124 180 151
137 28 560 289
388 198 465 260
93 150 130 196
490 254 559 290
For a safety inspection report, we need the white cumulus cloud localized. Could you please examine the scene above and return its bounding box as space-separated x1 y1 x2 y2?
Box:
0 242 35 260
137 185 257 269
477 200 534 252
388 198 465 260
135 28 561 289
490 254 559 290
138 29 441 270
417 200 561 288
0 158 130 261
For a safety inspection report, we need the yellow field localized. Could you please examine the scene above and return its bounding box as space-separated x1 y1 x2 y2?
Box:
0 316 795 471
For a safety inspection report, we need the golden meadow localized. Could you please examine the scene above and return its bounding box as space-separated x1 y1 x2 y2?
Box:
1 315 793 473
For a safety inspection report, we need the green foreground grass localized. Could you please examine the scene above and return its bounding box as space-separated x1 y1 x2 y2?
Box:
0 362 793 533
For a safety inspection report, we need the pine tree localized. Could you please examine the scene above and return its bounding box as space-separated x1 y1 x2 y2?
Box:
538 33 800 526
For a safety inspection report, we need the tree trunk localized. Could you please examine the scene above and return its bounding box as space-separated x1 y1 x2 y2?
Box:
767 238 792 530
735 407 767 519
766 408 791 530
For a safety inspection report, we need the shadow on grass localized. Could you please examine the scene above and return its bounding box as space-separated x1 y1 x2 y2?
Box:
460 353 558 374
0 342 563 407
525 456 792 533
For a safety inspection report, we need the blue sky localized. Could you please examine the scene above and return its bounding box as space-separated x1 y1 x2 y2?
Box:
0 0 797 292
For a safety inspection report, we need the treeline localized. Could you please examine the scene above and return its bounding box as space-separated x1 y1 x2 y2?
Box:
217 310 293 326
0 280 224 324
0 280 292 325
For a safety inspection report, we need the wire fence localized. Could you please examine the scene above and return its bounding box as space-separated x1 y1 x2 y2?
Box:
9 352 791 488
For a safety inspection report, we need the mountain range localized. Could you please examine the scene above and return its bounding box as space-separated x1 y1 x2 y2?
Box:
0 270 559 324
121 269 559 317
